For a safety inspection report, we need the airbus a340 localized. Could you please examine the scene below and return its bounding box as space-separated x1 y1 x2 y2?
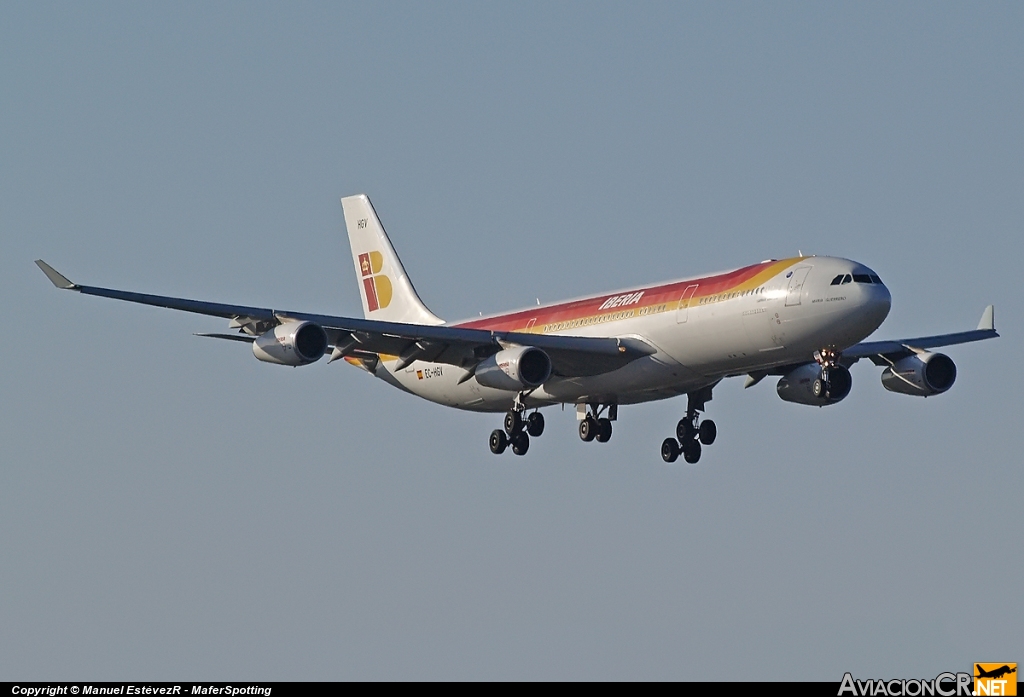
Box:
37 194 998 462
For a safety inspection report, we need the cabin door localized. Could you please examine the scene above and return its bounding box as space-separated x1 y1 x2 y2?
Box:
785 267 811 307
676 285 699 324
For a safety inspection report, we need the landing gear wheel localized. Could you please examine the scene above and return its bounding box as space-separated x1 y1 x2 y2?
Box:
504 410 523 435
511 431 530 456
661 438 680 463
698 420 717 446
579 416 597 442
489 429 508 455
682 439 702 464
526 411 545 437
596 418 612 443
676 419 695 443
812 378 824 398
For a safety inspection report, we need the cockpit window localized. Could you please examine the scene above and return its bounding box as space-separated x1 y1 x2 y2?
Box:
830 274 844 285
870 275 882 284
853 274 872 284
841 274 852 285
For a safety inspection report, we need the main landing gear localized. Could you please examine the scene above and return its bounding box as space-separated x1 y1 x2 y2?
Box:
489 399 545 457
578 403 615 444
661 386 717 464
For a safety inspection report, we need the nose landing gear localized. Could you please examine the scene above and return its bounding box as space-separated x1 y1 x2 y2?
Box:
812 348 837 398
811 347 852 402
662 386 718 464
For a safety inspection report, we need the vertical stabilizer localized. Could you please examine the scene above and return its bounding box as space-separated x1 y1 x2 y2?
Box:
341 194 444 325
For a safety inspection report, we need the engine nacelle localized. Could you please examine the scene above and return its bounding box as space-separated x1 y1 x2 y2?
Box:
475 346 552 391
777 363 852 407
252 321 328 366
881 352 956 396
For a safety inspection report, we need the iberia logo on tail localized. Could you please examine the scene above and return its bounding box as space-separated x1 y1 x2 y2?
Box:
359 251 392 311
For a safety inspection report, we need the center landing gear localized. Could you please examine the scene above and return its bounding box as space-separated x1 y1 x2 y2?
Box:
489 400 545 457
661 386 718 464
578 403 615 444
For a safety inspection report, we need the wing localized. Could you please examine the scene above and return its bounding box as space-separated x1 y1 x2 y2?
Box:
844 305 998 366
739 305 998 387
35 261 655 377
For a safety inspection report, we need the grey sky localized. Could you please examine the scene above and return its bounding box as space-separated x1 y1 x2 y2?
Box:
2 2 1021 680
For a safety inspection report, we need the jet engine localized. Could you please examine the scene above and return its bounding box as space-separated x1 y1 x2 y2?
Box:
475 346 552 391
252 321 328 366
881 352 956 396
777 363 852 406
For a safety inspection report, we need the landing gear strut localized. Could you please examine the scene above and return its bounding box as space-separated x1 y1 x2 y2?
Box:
662 386 718 464
578 403 615 444
490 396 544 457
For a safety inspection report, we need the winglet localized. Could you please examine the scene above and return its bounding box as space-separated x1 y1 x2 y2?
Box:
35 260 79 289
977 305 995 332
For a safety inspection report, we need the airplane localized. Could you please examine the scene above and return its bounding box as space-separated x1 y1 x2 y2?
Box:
36 194 999 463
976 666 1016 680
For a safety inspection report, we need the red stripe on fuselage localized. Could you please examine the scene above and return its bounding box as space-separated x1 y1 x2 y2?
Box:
454 259 798 333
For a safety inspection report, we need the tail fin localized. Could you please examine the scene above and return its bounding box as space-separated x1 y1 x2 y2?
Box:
341 194 444 325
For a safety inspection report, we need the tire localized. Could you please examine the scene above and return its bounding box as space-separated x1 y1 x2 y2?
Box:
676 418 694 442
526 411 545 437
698 419 717 446
489 429 507 455
596 418 612 443
812 378 824 398
511 431 530 456
504 411 522 435
579 417 597 442
661 438 680 463
682 439 702 464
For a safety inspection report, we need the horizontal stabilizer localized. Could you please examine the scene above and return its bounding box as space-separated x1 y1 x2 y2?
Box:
35 260 78 289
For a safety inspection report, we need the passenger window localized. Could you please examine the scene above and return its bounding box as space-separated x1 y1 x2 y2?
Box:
853 274 872 284
830 275 844 285
841 275 852 285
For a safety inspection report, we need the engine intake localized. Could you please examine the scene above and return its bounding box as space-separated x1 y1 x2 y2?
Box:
881 352 956 396
475 346 552 391
252 321 328 366
777 363 852 406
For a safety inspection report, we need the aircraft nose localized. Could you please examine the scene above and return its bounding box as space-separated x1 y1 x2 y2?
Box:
867 281 892 325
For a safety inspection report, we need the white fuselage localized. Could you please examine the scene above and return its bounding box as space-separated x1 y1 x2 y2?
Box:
367 256 892 412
